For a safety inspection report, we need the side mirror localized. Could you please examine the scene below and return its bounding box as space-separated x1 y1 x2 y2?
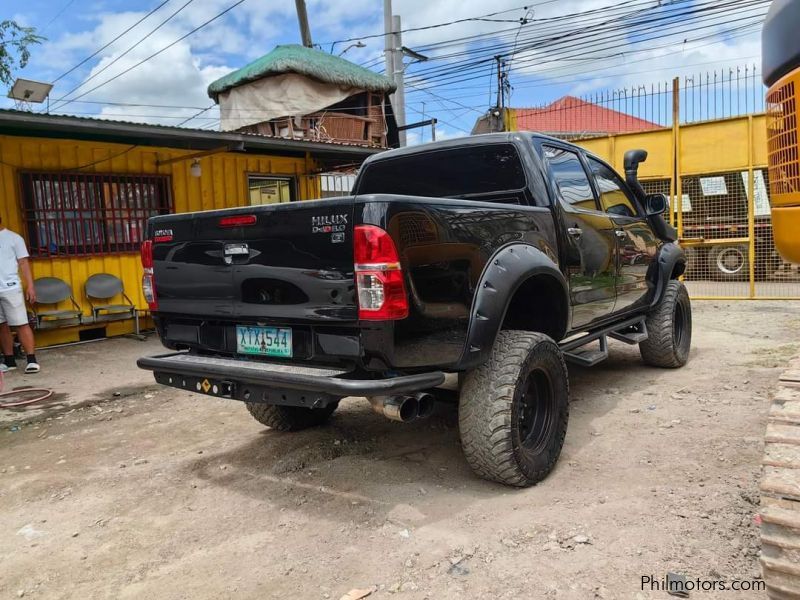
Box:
645 193 668 216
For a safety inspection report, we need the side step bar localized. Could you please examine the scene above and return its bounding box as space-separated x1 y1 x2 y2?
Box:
561 316 648 367
564 335 609 367
609 320 649 345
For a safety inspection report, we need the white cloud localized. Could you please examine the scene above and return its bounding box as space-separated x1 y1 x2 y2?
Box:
2 0 768 134
396 0 764 121
35 8 231 125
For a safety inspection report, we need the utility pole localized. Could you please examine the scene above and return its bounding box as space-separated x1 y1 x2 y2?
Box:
384 0 394 81
392 14 407 146
295 0 313 48
383 3 427 147
495 56 507 132
495 56 504 110
384 1 407 146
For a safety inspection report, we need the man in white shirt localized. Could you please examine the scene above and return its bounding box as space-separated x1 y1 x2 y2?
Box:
0 218 39 374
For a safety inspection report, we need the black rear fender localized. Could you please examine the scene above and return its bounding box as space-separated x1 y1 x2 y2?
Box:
455 244 569 370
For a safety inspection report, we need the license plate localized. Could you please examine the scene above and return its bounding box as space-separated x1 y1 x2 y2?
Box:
236 326 292 357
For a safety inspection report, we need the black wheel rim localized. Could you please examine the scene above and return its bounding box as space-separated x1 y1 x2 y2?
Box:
673 299 687 348
516 368 556 454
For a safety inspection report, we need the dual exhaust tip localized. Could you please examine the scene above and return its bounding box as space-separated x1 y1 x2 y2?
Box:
369 392 436 423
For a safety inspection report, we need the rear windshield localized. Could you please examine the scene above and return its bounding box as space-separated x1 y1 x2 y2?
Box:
356 143 527 199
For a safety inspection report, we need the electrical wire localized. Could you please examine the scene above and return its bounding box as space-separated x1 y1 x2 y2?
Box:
362 0 656 71
406 12 765 97
361 0 657 71
50 99 209 109
407 0 759 79
399 1 766 130
49 0 245 112
49 0 198 111
405 0 767 91
40 0 78 35
42 0 766 137
177 104 215 126
52 0 174 84
323 4 540 48
406 0 765 84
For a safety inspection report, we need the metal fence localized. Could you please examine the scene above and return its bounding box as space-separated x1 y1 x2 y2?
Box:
513 64 765 137
640 170 800 299
319 172 357 198
515 65 800 300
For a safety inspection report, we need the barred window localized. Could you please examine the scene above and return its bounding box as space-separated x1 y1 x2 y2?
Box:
20 172 172 257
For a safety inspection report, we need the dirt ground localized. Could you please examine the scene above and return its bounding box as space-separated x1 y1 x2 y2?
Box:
1 301 798 600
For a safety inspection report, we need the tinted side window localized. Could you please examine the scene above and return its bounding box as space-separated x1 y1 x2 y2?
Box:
356 144 526 202
543 146 597 211
588 158 640 217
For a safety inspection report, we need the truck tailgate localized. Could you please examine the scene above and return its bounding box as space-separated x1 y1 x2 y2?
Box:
149 198 357 322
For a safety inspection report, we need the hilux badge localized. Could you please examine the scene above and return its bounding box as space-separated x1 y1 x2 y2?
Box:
311 214 347 234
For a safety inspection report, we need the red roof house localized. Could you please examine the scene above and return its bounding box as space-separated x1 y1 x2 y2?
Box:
511 95 660 137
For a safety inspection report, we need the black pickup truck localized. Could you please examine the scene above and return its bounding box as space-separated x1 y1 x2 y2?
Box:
138 132 691 487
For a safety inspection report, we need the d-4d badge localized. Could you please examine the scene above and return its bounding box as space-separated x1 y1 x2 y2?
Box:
201 379 211 393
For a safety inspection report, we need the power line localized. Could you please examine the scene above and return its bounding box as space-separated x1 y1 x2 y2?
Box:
41 0 78 34
410 13 765 93
50 0 245 112
406 103 470 133
407 0 759 79
49 99 208 109
389 0 661 81
45 100 430 117
177 104 215 126
397 0 765 130
406 0 725 81
50 0 197 110
410 51 760 106
360 0 657 71
356 0 621 70
323 4 538 48
406 8 765 94
47 111 217 119
404 0 767 90
52 0 173 84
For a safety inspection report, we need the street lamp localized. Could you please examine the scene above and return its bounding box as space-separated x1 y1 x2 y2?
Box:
338 41 366 56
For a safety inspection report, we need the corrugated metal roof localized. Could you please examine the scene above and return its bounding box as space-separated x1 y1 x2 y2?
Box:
0 108 385 158
207 44 396 99
514 96 660 135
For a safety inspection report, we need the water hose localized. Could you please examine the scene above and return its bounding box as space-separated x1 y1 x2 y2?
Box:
0 371 54 408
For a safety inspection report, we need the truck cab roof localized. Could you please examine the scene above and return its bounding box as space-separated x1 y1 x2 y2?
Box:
364 131 578 165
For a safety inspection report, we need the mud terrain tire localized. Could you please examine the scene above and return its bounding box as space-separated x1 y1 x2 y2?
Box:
245 402 338 431
639 280 692 368
760 366 800 599
459 331 569 487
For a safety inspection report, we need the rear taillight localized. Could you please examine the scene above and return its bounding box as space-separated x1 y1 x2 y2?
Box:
354 225 408 320
140 240 158 311
140 240 153 269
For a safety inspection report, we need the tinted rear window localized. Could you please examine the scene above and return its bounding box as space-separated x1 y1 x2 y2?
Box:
356 144 526 198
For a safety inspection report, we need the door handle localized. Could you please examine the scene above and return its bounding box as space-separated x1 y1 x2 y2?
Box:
614 230 626 238
567 227 583 238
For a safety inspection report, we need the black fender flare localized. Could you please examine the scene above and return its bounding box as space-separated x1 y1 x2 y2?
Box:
649 242 686 309
454 243 569 371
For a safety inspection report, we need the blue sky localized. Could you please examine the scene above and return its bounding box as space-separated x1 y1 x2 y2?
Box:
4 0 766 141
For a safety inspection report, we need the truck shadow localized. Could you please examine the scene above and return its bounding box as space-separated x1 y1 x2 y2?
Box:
183 342 686 526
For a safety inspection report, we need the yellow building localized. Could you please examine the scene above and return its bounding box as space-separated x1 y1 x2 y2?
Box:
0 109 380 346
